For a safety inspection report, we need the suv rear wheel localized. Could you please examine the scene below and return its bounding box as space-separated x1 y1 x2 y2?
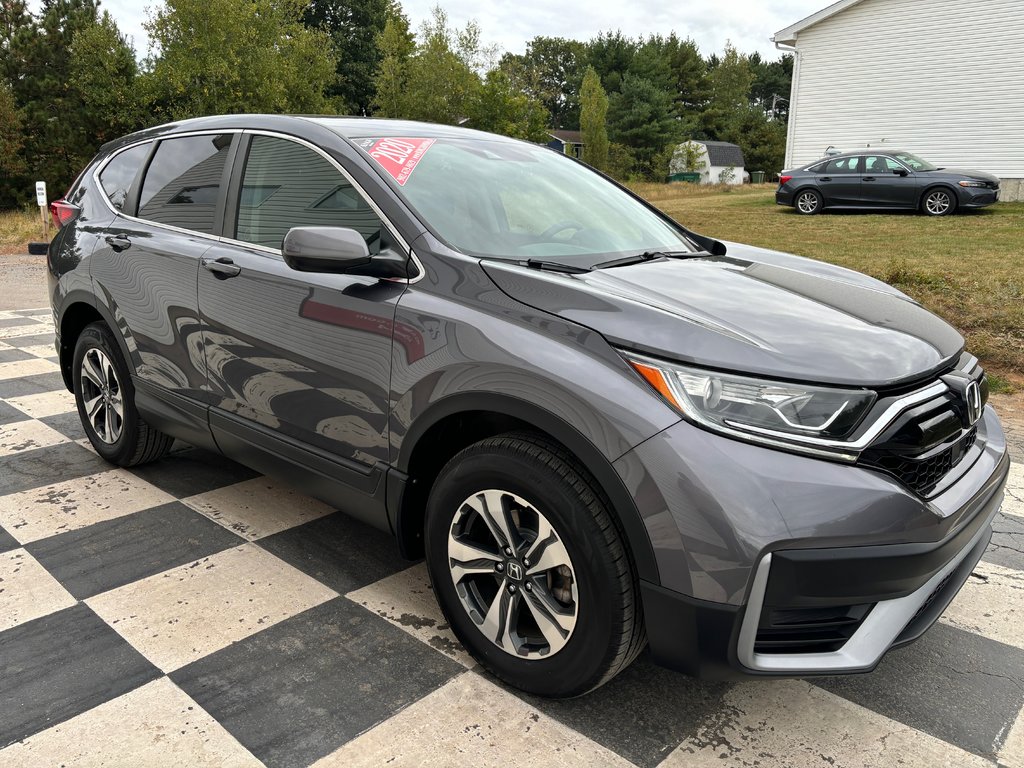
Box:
425 432 645 697
72 322 173 466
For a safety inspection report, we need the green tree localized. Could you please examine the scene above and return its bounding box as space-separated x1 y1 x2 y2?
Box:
5 0 101 198
505 36 586 129
302 0 389 114
467 68 547 141
607 73 679 178
69 11 142 147
748 52 793 120
705 42 753 127
143 0 337 120
400 6 481 124
579 66 608 171
0 79 26 207
586 30 637 94
371 5 413 117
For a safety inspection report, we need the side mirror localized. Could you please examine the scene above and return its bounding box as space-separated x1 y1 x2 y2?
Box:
282 226 410 278
893 168 909 177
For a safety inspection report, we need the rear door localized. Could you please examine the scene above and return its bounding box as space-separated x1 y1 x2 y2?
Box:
90 132 236 401
816 156 863 205
198 132 409 506
861 155 921 208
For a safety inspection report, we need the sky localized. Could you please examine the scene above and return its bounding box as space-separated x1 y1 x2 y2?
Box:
30 0 827 61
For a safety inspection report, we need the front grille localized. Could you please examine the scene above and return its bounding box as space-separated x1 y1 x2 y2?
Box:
867 427 977 497
754 603 874 654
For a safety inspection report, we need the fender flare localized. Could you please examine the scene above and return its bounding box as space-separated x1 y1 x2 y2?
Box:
54 289 133 391
396 391 660 584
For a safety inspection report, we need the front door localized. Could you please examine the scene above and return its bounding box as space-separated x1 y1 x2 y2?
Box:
198 134 407 477
861 155 921 208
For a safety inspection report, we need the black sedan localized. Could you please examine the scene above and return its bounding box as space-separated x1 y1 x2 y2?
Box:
776 150 1000 216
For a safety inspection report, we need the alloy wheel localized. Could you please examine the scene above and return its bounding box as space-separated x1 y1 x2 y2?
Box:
925 190 952 215
796 191 819 213
447 489 579 659
80 347 124 443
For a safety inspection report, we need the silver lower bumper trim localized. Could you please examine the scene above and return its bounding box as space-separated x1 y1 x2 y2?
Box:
736 500 1001 674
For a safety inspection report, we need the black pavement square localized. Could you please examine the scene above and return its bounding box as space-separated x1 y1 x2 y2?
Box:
3 333 56 349
172 596 463 768
816 622 1024 757
521 652 732 768
0 399 30 425
0 347 34 363
27 501 246 600
0 372 66 399
0 523 18 553
0 441 111 495
0 317 39 329
257 512 408 595
40 411 87 442
127 446 260 498
0 603 161 748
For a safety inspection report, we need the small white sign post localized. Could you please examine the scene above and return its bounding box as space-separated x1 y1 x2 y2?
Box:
35 181 49 240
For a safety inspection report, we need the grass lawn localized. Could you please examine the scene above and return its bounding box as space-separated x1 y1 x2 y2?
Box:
630 183 1024 390
2 185 1022 388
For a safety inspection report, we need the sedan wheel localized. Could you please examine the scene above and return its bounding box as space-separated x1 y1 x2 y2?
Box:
923 188 956 216
795 189 822 215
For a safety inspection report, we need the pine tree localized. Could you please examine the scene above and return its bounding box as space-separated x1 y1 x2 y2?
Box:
579 66 608 171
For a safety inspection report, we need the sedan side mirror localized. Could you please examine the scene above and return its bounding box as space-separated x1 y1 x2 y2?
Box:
282 226 411 278
893 168 909 177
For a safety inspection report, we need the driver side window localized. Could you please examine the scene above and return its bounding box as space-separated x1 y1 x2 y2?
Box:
235 136 387 252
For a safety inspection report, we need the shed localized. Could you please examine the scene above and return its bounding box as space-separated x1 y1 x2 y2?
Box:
670 140 746 185
773 0 1024 200
546 130 583 159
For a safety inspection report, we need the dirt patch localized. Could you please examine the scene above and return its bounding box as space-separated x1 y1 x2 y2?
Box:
990 392 1024 463
0 253 48 310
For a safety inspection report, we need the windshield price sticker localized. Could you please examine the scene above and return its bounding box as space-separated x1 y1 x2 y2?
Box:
358 138 435 186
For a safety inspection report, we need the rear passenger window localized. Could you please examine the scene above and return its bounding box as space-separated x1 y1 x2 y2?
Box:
138 135 233 234
235 135 386 251
823 157 861 174
99 144 150 211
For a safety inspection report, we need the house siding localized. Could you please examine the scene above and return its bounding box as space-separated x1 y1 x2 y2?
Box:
785 0 1024 197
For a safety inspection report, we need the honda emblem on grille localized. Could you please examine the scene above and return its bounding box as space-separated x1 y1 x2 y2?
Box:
965 380 982 425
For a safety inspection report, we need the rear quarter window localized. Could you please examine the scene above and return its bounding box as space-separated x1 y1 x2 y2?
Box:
98 143 150 211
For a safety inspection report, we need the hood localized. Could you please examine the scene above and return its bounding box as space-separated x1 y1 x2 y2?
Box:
482 242 964 388
935 168 1000 183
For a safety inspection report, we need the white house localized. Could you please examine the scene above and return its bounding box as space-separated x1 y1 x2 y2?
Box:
670 140 746 185
773 0 1024 201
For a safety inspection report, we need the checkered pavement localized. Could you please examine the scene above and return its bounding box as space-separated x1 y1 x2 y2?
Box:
1 304 1023 768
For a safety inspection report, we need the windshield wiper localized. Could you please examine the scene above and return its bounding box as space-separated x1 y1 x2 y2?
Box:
522 259 591 274
592 250 709 270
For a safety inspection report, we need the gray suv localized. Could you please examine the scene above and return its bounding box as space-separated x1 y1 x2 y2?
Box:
46 116 1009 697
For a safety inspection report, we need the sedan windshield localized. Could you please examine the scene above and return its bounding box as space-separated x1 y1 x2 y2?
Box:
892 152 937 171
352 136 695 265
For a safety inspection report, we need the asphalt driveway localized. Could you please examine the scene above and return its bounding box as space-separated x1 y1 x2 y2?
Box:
0 300 1022 768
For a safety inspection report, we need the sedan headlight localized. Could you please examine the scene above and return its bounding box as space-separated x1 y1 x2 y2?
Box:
958 180 988 188
622 351 876 460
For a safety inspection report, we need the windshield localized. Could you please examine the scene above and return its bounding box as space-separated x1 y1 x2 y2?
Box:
892 152 937 171
352 136 694 265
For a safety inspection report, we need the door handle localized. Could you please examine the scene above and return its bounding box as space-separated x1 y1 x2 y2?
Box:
863 176 876 182
820 177 832 182
201 256 241 278
105 234 131 252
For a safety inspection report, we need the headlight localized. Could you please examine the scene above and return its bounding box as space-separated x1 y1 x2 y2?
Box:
622 351 876 460
958 180 987 188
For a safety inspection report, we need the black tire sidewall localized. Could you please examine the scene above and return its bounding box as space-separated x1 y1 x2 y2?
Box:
72 323 140 463
425 443 624 698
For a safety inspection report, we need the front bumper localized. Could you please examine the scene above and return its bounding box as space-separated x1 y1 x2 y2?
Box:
621 407 1009 679
959 186 999 208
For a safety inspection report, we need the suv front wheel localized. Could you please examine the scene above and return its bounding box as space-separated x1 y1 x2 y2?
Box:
425 432 645 697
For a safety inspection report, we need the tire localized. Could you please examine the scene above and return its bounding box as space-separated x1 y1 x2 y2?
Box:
72 322 173 466
425 432 645 698
921 187 957 216
794 188 823 215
